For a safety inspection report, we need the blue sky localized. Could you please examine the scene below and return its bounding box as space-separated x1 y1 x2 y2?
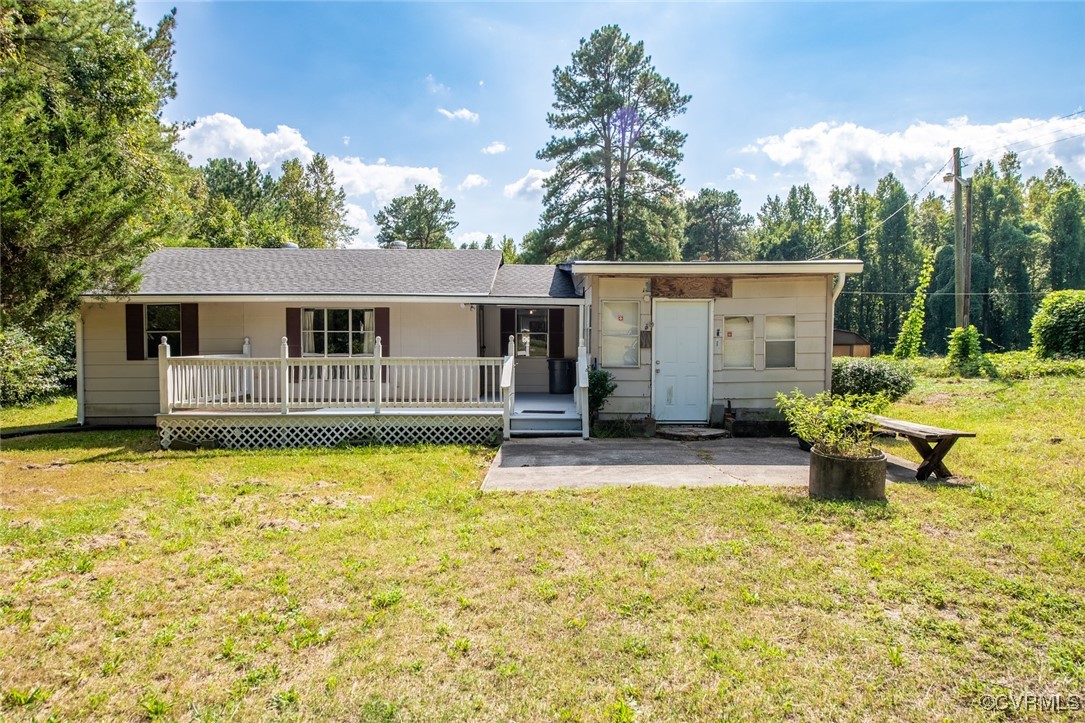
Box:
136 1 1085 248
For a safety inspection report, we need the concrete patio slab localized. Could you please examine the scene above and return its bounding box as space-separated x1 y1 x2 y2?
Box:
482 436 920 492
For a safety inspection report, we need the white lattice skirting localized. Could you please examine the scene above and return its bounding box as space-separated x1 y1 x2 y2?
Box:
157 413 503 449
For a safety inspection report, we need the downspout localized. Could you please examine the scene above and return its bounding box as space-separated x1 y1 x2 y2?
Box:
825 273 846 391
75 310 86 426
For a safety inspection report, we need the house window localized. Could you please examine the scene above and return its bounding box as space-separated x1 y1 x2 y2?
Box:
515 308 548 357
302 308 375 356
601 301 639 367
766 315 796 368
146 304 181 358
722 316 754 368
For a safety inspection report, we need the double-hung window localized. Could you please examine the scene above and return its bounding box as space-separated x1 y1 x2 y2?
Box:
722 316 754 368
302 308 375 356
146 304 181 358
515 308 548 357
765 315 796 368
601 301 639 367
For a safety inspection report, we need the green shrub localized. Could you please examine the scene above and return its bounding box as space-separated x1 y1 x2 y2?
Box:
831 357 915 401
987 351 1085 379
588 368 617 420
0 325 74 406
1030 289 1085 359
775 390 887 458
946 325 995 378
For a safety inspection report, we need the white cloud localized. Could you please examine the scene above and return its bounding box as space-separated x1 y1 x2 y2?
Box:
455 231 494 247
329 157 442 205
504 169 554 200
479 80 485 88
425 74 449 94
749 115 1085 197
342 136 350 147
458 173 489 191
343 202 378 249
727 167 758 182
437 107 480 123
481 141 507 155
178 112 313 170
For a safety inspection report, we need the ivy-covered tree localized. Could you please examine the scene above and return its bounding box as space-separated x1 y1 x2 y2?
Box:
537 25 690 261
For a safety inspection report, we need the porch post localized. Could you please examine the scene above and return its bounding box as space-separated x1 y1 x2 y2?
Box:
158 337 172 414
578 337 589 439
280 336 289 415
242 337 252 399
373 336 382 414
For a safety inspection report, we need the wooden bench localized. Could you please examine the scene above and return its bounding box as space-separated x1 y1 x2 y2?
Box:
868 415 976 481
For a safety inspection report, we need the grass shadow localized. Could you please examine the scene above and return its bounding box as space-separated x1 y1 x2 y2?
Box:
1 421 81 436
1 429 159 458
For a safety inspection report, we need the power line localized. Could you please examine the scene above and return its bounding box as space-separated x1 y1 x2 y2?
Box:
1011 130 1085 156
967 109 1085 158
806 155 952 261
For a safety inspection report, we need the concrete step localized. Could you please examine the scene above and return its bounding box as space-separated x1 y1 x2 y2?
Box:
510 415 582 432
510 428 583 437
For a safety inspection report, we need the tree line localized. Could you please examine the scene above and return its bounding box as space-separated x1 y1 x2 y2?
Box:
3 5 1082 363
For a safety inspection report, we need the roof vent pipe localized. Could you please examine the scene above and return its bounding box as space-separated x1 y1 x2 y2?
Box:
389 240 408 249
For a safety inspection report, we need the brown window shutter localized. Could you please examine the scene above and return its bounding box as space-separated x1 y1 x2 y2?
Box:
126 304 145 360
375 308 390 381
500 308 514 356
375 307 390 355
180 303 199 356
285 308 301 357
548 308 565 358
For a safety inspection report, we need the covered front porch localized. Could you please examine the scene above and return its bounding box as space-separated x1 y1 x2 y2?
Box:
154 335 588 448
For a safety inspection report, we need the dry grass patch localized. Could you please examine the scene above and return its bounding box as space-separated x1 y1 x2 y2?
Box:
1 378 1084 720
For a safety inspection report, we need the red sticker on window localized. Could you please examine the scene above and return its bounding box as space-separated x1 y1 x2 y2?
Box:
617 315 624 322
726 331 733 338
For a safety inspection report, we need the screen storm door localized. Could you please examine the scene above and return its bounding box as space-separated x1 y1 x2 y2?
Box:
652 300 711 422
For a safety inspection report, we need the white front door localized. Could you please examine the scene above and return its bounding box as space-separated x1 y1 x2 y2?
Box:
653 300 711 422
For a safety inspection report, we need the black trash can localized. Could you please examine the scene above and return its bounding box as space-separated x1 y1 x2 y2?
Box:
547 358 575 394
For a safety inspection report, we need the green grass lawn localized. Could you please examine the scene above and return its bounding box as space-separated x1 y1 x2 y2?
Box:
0 394 77 435
1 378 1083 720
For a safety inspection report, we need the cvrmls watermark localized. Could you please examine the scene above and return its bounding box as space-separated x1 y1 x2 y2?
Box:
979 693 1083 712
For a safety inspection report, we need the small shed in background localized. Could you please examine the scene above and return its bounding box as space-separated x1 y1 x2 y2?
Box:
833 329 872 357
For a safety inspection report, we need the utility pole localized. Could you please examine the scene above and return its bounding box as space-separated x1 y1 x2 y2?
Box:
945 148 967 328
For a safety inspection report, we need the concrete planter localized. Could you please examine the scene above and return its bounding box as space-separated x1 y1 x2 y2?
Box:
808 447 887 501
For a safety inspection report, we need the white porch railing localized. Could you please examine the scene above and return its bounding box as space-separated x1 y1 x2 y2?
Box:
159 337 505 416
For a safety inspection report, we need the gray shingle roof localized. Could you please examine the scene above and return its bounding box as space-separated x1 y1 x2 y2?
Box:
129 248 504 296
491 264 578 298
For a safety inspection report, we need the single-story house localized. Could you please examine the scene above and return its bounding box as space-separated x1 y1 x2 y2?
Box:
76 247 861 447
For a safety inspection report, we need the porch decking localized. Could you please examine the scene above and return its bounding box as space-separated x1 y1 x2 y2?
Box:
154 336 588 448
